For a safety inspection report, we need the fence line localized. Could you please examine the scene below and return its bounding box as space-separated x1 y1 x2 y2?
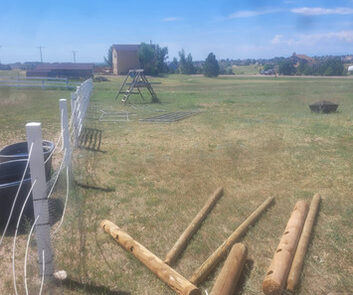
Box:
0 76 81 90
0 78 93 294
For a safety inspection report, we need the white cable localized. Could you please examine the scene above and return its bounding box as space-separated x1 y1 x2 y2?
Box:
0 143 34 247
47 149 66 199
24 215 39 295
52 166 69 235
38 250 45 295
12 178 37 295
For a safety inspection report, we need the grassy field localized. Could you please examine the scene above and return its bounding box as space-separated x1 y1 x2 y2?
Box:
232 64 262 75
1 75 353 295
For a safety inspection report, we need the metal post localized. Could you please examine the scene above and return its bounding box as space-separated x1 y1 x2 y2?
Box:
59 99 71 170
26 122 54 279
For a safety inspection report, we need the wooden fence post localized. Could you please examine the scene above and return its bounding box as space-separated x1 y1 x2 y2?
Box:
190 196 274 286
165 187 224 266
26 122 54 278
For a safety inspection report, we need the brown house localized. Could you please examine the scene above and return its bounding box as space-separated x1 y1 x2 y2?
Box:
112 44 140 75
291 53 315 66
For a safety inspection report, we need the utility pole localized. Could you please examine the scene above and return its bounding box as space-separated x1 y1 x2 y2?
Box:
0 45 2 64
37 46 45 63
72 50 77 63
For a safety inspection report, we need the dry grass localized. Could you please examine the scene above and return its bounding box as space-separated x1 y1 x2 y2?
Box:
1 75 353 294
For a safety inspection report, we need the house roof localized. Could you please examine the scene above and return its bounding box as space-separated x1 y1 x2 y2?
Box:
292 53 315 64
112 44 140 51
34 63 94 70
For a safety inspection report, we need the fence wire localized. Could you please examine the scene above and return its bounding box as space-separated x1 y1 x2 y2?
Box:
0 78 93 295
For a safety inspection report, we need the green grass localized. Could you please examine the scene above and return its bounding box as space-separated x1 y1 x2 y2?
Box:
232 64 263 75
0 86 71 145
1 74 353 294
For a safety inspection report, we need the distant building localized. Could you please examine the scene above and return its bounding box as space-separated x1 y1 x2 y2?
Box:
292 52 315 66
112 44 140 75
348 65 353 72
26 63 94 79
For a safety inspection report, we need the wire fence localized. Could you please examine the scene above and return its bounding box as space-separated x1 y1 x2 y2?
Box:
0 78 93 295
0 76 81 90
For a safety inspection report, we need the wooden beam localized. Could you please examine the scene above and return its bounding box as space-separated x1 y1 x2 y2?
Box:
165 187 224 266
262 200 309 295
286 194 321 292
101 220 201 295
210 243 247 295
190 196 274 286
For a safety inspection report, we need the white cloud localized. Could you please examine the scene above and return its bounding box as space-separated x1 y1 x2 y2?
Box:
271 34 283 44
270 31 353 46
229 9 281 18
162 17 180 22
292 7 353 15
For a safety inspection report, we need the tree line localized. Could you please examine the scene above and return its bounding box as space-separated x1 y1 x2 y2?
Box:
105 43 221 77
105 44 350 77
265 57 347 76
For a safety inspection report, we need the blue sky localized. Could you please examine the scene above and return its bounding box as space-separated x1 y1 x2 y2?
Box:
1 0 353 63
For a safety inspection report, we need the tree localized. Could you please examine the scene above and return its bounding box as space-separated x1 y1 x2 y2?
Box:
138 43 168 75
204 52 220 77
178 49 195 74
104 46 113 67
178 49 187 74
168 57 178 73
278 59 296 75
263 64 274 71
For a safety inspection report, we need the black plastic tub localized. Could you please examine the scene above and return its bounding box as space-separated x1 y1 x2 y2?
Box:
0 160 34 227
0 141 54 180
309 100 339 113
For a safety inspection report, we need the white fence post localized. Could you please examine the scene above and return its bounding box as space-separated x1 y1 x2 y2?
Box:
72 89 79 146
26 122 54 279
70 93 76 120
69 80 92 147
59 99 71 170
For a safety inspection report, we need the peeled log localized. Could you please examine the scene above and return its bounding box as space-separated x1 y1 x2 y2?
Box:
286 194 321 292
165 187 224 266
101 220 201 295
262 200 309 295
190 196 274 286
210 243 247 295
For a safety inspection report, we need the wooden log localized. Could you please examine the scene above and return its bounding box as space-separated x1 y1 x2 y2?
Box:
210 243 247 295
101 220 201 295
262 200 309 295
190 196 274 286
286 194 321 292
165 187 224 266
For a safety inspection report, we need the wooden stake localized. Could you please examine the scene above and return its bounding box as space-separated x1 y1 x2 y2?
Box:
210 243 247 295
286 194 321 292
165 187 224 266
190 196 274 286
101 220 201 295
262 200 309 295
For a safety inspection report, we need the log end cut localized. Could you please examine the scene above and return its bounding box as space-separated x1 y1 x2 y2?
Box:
262 277 282 295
